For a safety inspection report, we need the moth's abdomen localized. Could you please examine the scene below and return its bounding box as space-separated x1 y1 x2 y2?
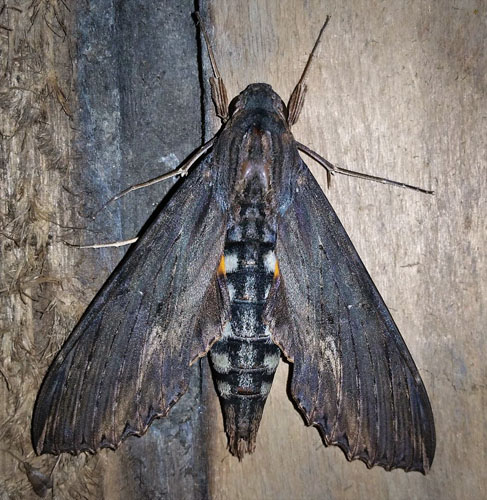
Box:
209 201 280 459
210 336 279 458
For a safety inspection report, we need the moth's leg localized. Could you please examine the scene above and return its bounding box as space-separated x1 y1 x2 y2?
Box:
287 16 330 127
297 142 434 194
195 12 229 122
66 238 138 249
93 137 216 218
76 132 214 244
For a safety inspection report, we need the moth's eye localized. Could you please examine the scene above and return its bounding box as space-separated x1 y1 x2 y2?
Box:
228 95 243 117
271 96 286 118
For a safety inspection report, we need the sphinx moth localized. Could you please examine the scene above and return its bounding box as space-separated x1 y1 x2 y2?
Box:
32 15 435 473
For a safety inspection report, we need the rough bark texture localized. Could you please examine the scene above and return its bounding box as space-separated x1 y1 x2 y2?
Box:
1 1 209 499
1 0 485 499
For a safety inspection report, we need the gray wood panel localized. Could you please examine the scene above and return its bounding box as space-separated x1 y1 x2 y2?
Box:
1 1 209 498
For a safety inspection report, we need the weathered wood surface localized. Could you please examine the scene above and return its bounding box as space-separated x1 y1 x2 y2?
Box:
1 1 209 498
0 0 485 499
203 1 486 499
74 2 210 497
0 2 79 498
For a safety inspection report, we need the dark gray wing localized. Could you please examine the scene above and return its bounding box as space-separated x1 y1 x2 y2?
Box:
266 160 435 473
33 156 228 454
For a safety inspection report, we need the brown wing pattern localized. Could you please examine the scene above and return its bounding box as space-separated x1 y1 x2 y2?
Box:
33 157 228 454
266 160 435 473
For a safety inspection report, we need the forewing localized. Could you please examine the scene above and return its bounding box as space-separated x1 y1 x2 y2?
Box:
266 160 435 473
33 156 228 454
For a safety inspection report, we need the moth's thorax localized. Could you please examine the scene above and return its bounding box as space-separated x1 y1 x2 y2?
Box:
225 108 291 207
235 126 272 195
212 85 297 218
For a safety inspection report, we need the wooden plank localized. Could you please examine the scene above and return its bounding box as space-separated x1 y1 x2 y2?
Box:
202 1 486 499
74 1 210 496
1 1 209 498
0 2 81 498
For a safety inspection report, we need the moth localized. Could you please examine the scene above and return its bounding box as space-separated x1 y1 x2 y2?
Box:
32 15 435 473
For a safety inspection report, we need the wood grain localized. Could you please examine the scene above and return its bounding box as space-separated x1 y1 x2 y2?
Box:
203 1 486 499
1 1 208 498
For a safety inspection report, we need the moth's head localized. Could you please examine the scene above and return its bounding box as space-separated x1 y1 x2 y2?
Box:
230 83 288 122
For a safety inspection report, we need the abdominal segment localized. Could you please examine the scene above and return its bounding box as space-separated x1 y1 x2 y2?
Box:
209 200 281 458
